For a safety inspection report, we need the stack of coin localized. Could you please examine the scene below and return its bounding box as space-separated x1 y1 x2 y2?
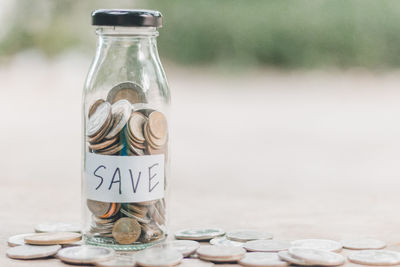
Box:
85 82 168 246
87 200 120 238
144 111 168 155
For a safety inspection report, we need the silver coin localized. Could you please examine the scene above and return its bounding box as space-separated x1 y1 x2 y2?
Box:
95 254 136 267
210 236 244 247
291 239 342 252
120 208 151 224
107 82 146 104
227 230 273 242
106 100 132 139
136 247 183 267
87 102 112 137
239 252 289 267
278 251 311 266
7 244 61 259
244 240 291 252
179 258 213 267
7 233 35 247
152 240 200 257
35 222 81 233
175 228 225 241
196 245 246 262
342 239 386 250
57 245 115 264
289 247 345 266
348 250 400 266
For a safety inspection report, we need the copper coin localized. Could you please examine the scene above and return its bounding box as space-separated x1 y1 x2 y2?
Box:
89 137 118 151
87 200 111 217
95 144 124 155
147 111 168 140
112 218 141 245
128 112 147 143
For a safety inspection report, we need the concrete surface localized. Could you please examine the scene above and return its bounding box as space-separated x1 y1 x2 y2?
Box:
1 55 400 266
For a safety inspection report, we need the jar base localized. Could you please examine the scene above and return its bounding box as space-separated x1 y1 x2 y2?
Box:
84 234 166 251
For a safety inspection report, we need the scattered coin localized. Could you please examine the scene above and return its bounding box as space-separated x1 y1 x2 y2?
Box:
35 222 81 233
7 244 61 259
288 247 345 266
342 239 386 250
107 82 146 104
95 254 137 267
175 228 225 241
291 239 342 252
136 247 183 267
7 233 35 247
278 251 311 266
348 250 400 266
197 245 246 262
87 102 112 137
227 230 273 242
152 240 200 257
210 236 244 247
179 258 214 267
112 217 141 245
24 232 82 245
244 240 291 252
106 100 132 139
57 245 115 264
239 252 289 267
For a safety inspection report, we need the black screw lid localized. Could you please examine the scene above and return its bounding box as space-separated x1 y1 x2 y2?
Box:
92 9 162 27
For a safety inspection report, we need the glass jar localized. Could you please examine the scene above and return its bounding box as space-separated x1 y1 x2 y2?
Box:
82 10 170 251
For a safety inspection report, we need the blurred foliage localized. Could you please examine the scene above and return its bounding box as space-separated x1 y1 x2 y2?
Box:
2 0 400 68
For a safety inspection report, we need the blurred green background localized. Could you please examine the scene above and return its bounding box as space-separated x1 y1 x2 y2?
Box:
1 0 400 68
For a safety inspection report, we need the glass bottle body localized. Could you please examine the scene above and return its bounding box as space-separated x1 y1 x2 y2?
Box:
82 26 170 250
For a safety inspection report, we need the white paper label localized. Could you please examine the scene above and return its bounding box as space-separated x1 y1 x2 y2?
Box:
85 152 165 203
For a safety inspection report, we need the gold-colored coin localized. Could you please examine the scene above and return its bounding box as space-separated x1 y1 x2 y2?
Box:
88 99 105 118
24 232 82 245
107 82 146 104
112 218 141 245
147 111 167 140
128 112 147 143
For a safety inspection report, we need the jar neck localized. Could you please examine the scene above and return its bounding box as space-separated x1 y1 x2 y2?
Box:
95 26 160 61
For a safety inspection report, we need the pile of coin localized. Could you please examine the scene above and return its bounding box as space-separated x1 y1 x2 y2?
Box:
85 82 168 246
86 82 168 157
7 223 400 267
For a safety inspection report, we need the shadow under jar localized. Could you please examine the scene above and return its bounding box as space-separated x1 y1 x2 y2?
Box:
82 9 170 250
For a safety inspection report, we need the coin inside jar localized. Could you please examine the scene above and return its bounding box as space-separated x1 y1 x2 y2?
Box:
128 112 147 143
106 99 132 139
87 102 112 137
112 217 141 245
106 82 147 104
88 99 106 118
87 200 112 217
147 111 168 140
